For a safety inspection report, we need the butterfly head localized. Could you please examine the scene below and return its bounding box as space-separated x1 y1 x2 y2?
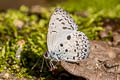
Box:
44 51 50 59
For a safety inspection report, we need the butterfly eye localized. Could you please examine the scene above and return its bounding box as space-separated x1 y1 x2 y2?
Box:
44 52 49 58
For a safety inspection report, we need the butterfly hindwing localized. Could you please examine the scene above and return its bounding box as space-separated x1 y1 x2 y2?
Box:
54 31 90 62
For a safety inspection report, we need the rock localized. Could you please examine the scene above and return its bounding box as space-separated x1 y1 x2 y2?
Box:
0 71 9 79
113 32 120 46
99 31 109 38
60 40 120 80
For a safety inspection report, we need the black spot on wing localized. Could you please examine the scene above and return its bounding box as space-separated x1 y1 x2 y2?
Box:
60 43 63 47
83 36 85 39
68 20 72 24
67 35 71 40
55 9 58 12
76 41 78 43
70 25 74 30
70 19 73 22
63 27 71 30
84 41 87 43
76 43 79 46
59 19 63 21
61 22 65 25
52 23 54 25
52 31 57 33
82 56 85 59
66 15 69 18
78 34 82 36
53 52 55 55
74 49 76 52
65 49 68 52
63 27 67 29
84 49 87 52
73 56 75 60
77 47 79 49
64 17 67 20
77 52 79 57
56 18 59 20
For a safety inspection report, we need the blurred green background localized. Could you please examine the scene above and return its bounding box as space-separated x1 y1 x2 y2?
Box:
0 0 120 79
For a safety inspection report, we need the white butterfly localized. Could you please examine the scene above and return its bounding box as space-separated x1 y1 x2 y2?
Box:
44 8 90 63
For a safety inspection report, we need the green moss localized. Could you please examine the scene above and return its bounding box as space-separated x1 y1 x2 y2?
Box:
62 0 120 12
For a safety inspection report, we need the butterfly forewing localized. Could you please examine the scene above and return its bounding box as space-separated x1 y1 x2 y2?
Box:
47 8 78 53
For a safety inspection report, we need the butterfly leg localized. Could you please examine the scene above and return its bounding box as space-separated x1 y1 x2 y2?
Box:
49 60 57 71
40 57 45 72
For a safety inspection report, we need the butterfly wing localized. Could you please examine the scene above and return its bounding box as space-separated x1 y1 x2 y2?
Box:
55 31 90 62
47 8 78 58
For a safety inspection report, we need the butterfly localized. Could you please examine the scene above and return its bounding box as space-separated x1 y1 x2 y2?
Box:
44 8 90 63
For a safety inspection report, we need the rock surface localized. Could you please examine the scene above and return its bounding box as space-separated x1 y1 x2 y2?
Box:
61 40 120 80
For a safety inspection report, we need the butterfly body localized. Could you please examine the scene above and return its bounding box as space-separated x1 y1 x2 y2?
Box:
45 8 90 62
